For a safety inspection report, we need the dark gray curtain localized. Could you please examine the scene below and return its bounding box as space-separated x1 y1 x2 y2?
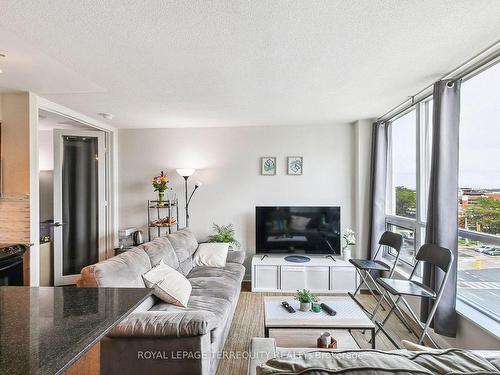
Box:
368 121 389 259
62 136 99 275
421 79 461 337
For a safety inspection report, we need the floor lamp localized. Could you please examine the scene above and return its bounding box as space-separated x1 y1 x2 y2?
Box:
176 169 202 227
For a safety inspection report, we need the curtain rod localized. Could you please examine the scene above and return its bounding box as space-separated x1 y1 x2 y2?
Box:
377 39 500 122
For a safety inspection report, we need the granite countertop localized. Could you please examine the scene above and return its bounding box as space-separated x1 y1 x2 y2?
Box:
0 287 152 375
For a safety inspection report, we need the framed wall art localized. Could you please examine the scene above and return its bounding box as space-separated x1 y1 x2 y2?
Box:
287 156 303 175
260 157 276 175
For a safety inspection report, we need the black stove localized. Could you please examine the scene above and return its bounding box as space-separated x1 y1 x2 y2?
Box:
0 244 27 261
0 244 28 286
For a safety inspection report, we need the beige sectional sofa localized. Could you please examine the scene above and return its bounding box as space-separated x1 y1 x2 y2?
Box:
78 229 246 375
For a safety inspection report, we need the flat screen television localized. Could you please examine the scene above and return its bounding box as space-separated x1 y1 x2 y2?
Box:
255 206 341 254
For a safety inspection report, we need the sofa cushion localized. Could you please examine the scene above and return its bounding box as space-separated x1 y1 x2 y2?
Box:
193 243 229 267
226 249 246 265
150 294 233 342
150 295 231 321
189 277 239 302
107 310 217 338
142 261 192 307
79 247 151 288
188 262 245 284
177 258 194 277
165 229 199 275
139 236 180 269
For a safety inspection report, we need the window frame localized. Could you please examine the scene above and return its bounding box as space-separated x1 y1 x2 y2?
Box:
385 98 433 267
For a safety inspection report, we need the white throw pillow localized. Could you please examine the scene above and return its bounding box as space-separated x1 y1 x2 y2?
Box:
193 243 229 267
142 261 192 307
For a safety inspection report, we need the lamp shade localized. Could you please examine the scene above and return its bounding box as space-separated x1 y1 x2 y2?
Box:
176 168 195 177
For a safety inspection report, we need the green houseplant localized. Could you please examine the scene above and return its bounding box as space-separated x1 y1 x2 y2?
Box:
295 289 318 312
208 224 241 249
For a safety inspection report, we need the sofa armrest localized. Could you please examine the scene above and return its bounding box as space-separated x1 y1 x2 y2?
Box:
248 338 277 375
107 310 217 338
226 248 246 265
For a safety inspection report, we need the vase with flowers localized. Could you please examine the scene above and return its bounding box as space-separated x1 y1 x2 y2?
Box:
152 171 169 206
342 228 356 261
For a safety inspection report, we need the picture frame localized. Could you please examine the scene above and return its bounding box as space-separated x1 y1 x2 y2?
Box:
287 156 303 175
260 157 276 175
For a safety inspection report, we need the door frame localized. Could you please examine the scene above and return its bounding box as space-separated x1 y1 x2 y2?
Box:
53 129 106 286
29 97 118 286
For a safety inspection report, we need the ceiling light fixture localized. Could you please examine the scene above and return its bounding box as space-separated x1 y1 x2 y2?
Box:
98 112 114 120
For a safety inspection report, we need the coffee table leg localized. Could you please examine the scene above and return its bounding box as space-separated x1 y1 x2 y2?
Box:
371 328 375 349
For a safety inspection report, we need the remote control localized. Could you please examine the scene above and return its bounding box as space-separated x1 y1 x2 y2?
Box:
281 301 296 313
320 303 337 316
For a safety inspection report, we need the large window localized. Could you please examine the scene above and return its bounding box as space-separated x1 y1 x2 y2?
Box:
458 62 500 322
386 100 433 266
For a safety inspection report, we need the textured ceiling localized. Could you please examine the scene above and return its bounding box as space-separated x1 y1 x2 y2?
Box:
0 0 499 128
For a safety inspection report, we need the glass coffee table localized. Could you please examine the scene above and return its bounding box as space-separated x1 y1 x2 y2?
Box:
263 296 376 349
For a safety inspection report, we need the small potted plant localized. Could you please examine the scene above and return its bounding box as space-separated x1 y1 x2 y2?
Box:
152 171 169 205
208 224 241 250
295 289 317 312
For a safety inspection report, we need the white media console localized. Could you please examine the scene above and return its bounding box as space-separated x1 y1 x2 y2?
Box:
251 254 358 293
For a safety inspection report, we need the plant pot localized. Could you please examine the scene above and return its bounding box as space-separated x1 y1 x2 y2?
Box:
299 302 310 312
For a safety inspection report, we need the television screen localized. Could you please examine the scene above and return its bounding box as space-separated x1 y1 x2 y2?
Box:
255 206 341 254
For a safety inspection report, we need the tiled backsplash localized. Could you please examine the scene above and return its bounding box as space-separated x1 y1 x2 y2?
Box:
0 193 30 244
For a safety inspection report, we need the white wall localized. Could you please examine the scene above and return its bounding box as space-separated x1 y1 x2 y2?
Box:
118 124 356 278
38 130 53 171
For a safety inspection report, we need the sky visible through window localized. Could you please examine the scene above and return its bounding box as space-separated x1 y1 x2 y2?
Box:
460 64 500 189
392 111 416 190
458 62 500 322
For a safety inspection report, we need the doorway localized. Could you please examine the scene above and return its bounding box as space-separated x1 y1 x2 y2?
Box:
38 110 107 285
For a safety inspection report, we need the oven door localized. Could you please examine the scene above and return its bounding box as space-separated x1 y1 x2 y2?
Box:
0 256 24 286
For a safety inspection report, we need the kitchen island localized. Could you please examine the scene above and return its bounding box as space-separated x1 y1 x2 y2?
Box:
0 287 152 375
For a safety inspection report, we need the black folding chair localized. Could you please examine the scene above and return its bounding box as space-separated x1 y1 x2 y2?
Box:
348 231 403 318
374 244 454 348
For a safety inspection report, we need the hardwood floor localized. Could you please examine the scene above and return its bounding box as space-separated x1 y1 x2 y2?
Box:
216 292 424 375
65 342 100 375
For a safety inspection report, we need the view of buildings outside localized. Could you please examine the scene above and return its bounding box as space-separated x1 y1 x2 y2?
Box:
458 62 500 321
